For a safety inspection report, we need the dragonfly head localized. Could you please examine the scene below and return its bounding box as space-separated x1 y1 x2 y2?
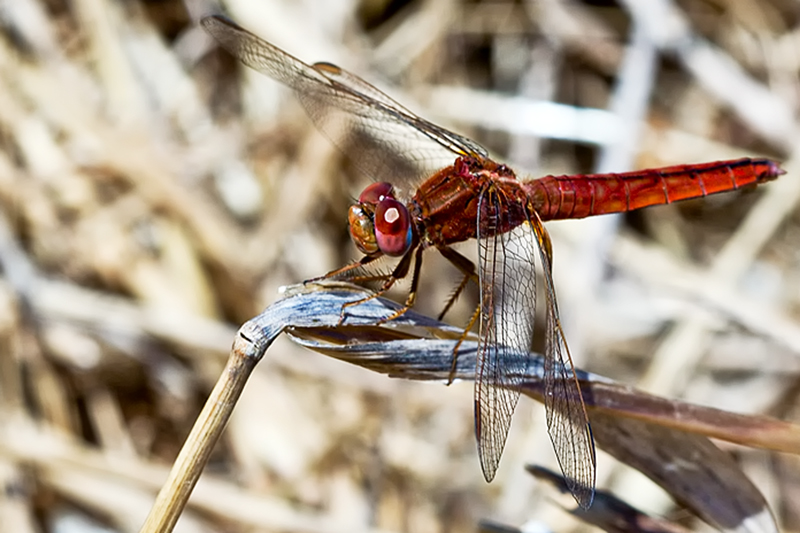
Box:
348 182 413 257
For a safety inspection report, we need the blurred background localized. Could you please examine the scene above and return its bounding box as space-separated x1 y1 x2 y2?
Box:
0 0 799 532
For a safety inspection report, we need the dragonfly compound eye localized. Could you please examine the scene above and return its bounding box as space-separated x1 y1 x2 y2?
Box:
374 197 412 256
348 205 379 255
359 182 395 206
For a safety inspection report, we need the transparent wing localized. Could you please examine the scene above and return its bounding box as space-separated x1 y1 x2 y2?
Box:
202 16 488 193
528 212 596 509
475 184 596 506
475 187 534 481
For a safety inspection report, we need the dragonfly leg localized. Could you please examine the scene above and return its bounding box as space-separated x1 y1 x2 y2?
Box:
338 246 416 324
438 273 470 321
438 246 479 282
436 246 482 384
346 273 393 284
436 246 479 320
448 305 481 384
375 246 424 324
438 246 481 385
304 253 381 284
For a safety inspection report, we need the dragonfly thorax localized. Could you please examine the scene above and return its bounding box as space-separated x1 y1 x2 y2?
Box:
411 157 528 247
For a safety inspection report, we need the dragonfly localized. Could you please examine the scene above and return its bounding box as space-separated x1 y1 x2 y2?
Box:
202 15 785 509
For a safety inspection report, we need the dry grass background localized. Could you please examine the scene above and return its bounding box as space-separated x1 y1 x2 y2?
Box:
0 0 800 532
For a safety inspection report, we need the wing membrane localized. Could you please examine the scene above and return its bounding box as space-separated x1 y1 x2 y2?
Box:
476 184 596 507
529 212 596 509
475 187 534 481
202 16 487 193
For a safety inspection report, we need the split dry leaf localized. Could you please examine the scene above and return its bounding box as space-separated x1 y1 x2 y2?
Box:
234 283 798 533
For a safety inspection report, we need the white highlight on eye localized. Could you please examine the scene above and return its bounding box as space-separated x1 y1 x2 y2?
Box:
384 207 400 223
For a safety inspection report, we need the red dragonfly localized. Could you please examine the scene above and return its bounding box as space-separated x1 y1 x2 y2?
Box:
203 16 784 508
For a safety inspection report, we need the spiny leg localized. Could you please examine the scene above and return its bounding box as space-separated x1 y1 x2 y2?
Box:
304 253 382 284
376 245 424 323
438 246 479 283
437 246 482 384
448 304 481 384
304 252 398 309
437 246 480 319
338 246 416 324
438 273 470 321
346 272 394 284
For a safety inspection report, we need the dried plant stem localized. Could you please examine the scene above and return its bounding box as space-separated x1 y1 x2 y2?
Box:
139 334 258 533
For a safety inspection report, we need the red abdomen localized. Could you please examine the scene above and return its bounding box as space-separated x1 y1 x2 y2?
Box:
526 158 784 221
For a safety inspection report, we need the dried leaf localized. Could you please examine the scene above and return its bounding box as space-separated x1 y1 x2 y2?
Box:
242 283 795 532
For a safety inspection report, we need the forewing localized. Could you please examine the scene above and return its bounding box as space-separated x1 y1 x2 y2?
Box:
202 16 488 193
528 212 597 509
475 187 535 481
310 63 489 159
